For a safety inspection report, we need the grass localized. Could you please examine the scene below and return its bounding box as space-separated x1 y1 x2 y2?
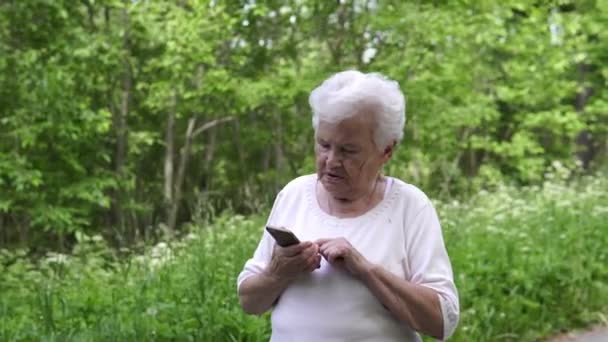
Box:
1 176 607 341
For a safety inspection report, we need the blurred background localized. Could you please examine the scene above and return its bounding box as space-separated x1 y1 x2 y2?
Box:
0 1 607 341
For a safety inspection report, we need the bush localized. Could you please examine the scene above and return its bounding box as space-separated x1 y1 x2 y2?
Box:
1 176 607 341
0 215 269 341
441 175 608 340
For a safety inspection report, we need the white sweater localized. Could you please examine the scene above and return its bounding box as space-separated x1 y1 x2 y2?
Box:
238 175 459 341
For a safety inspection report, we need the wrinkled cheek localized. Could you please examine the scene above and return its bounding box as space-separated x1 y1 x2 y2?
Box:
314 149 325 163
315 155 326 174
355 158 367 170
343 161 362 177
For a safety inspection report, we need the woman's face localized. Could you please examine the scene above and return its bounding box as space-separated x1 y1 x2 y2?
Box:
315 114 392 200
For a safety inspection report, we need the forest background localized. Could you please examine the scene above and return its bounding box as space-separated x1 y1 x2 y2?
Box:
1 0 607 341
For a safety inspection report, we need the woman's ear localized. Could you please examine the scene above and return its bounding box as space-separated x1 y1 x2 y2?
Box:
382 141 397 161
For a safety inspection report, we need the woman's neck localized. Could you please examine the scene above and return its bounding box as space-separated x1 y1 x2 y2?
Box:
319 176 386 218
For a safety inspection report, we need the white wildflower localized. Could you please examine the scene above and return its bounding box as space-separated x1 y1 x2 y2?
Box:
361 47 377 64
46 252 69 265
146 307 158 316
592 206 608 217
148 241 174 270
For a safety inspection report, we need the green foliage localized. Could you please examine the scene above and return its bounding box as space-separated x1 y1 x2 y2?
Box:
0 215 270 341
442 175 608 340
1 176 607 341
0 0 606 247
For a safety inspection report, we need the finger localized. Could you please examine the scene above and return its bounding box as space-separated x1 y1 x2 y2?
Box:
306 252 318 265
302 244 318 258
304 254 319 272
314 238 333 247
305 263 318 273
319 247 329 260
288 245 315 263
329 253 345 264
331 257 345 268
326 246 346 264
310 252 322 268
324 247 344 266
281 241 312 257
318 240 332 254
318 240 339 259
292 249 316 269
276 255 307 275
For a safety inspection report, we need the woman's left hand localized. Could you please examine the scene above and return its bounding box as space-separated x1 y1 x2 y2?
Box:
315 238 373 277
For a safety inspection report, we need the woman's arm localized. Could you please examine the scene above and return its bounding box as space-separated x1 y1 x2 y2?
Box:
317 197 460 340
359 263 444 339
238 270 292 315
317 238 448 339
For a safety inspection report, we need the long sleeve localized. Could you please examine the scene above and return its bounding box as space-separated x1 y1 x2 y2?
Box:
403 201 460 340
236 191 284 290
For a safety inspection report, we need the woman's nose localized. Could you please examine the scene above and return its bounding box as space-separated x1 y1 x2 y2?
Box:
326 149 342 166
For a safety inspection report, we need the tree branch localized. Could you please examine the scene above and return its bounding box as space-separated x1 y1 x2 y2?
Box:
192 116 235 138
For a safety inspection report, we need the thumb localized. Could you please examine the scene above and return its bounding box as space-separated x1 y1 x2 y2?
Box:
315 238 331 246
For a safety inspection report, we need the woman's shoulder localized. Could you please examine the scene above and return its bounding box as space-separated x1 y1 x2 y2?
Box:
280 174 316 194
271 174 316 205
267 175 316 216
388 177 433 210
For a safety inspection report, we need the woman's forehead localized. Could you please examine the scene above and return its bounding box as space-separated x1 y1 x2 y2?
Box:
316 119 374 145
319 113 373 129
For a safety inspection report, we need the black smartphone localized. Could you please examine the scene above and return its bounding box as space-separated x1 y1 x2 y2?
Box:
265 225 300 247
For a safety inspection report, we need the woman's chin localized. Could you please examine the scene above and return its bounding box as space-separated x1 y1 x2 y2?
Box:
321 178 348 195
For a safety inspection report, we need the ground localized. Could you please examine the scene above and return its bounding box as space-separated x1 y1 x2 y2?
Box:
547 326 608 342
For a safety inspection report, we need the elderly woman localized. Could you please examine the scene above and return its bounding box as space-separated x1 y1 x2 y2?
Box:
237 70 459 341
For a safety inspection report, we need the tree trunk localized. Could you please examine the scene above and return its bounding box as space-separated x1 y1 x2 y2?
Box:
19 217 28 249
0 214 4 247
262 146 271 172
232 118 247 170
232 118 252 203
84 0 96 30
273 111 286 190
168 116 234 233
574 64 595 169
111 2 131 243
164 92 177 234
202 126 217 189
168 118 196 233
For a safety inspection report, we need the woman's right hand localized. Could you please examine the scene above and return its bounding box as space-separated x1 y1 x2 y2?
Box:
266 241 321 281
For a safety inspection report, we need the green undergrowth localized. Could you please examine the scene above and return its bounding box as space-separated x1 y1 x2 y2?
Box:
1 176 607 341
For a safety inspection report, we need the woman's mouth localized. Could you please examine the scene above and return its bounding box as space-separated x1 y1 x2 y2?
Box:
325 172 343 182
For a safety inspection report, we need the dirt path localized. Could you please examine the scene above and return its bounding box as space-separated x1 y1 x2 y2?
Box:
547 327 608 342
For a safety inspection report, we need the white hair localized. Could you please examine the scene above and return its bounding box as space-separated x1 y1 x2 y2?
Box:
309 70 406 150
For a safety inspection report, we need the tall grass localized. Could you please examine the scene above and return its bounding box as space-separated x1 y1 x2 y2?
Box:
1 176 607 341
